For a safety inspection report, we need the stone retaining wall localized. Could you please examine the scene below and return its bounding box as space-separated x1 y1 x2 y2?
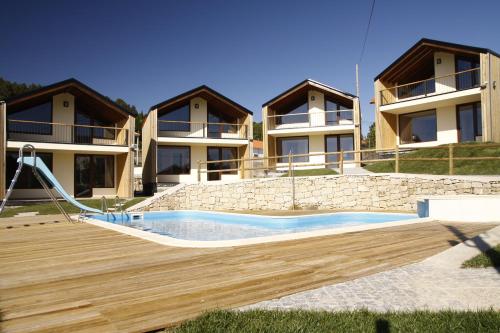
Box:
144 174 500 212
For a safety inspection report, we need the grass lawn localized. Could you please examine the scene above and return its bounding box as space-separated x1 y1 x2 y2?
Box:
364 143 500 175
462 244 500 268
281 168 338 177
0 196 148 218
166 309 500 333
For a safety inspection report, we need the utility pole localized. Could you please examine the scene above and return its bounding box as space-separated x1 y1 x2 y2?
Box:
356 64 360 97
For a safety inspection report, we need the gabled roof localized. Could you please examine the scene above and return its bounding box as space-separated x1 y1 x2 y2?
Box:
4 78 137 116
149 85 253 115
262 79 357 107
374 38 500 81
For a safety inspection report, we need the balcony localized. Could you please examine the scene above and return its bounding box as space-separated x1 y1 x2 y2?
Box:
267 110 354 134
380 68 480 106
157 120 249 140
7 120 129 146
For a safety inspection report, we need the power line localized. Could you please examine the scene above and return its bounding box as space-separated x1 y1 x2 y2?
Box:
358 0 376 64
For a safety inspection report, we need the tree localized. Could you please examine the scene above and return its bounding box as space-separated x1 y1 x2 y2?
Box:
366 122 376 148
0 77 41 100
114 98 144 133
253 121 262 140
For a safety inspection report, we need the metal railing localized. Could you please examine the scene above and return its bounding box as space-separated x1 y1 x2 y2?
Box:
157 120 248 139
267 110 354 130
7 120 129 146
196 143 500 181
380 68 481 105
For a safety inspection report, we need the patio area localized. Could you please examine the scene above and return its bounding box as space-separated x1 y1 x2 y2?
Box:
0 215 497 333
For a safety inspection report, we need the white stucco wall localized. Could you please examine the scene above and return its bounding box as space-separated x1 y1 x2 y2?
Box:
434 52 456 93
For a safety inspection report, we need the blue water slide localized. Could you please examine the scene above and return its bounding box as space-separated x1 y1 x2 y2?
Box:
19 157 103 214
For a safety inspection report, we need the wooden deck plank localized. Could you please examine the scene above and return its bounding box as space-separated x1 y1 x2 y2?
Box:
0 215 496 333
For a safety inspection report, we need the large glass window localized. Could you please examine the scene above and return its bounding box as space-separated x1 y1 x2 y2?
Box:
6 152 53 189
75 109 115 144
325 135 354 166
157 146 191 175
456 56 480 90
399 110 437 144
158 104 190 132
93 155 114 188
207 147 238 181
276 100 308 125
457 102 482 142
207 107 238 138
7 102 52 135
325 99 352 124
277 137 309 163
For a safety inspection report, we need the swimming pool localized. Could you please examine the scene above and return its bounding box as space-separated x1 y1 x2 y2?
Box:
90 211 420 244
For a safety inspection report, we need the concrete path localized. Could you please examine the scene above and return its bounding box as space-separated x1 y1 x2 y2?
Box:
243 225 500 312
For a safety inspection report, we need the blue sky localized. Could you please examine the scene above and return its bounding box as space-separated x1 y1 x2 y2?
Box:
1 0 499 134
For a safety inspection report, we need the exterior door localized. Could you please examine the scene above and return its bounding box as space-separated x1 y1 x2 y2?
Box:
207 147 221 181
74 110 92 144
74 155 92 198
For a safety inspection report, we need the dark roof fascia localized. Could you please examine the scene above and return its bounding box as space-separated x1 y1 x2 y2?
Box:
374 38 500 81
149 85 253 115
4 78 138 116
262 79 357 107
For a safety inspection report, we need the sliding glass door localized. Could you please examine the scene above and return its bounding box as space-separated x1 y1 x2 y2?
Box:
74 154 115 198
457 102 482 142
325 134 354 167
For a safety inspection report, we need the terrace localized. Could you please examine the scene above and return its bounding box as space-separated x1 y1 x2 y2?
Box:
7 120 129 146
379 68 481 106
0 214 495 333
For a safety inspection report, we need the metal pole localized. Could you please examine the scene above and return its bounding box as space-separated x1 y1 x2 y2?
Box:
356 64 360 98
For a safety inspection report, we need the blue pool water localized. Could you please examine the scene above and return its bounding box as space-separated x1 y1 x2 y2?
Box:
92 211 418 241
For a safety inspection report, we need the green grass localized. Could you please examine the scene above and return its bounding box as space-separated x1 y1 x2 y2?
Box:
364 143 500 175
0 196 148 218
281 168 338 177
166 309 500 333
462 244 500 268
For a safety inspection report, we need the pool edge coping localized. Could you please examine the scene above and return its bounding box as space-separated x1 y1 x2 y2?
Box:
83 212 435 248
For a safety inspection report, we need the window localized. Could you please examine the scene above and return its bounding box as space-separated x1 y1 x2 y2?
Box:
457 102 482 142
456 56 480 90
207 107 238 138
325 99 352 124
75 109 116 143
7 102 52 135
277 137 309 163
157 146 190 175
325 135 354 166
276 99 308 125
158 104 190 132
207 147 238 174
6 152 53 189
93 155 114 188
399 110 437 144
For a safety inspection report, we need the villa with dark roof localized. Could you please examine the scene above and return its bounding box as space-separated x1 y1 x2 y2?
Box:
141 86 253 192
262 79 361 170
374 38 500 149
0 79 137 200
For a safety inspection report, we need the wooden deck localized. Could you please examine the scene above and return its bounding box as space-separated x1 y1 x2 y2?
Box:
0 215 496 333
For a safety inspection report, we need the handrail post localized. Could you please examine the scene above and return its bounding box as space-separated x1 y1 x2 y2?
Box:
339 151 344 175
395 145 400 173
197 160 202 182
288 152 292 177
449 144 454 175
240 156 245 179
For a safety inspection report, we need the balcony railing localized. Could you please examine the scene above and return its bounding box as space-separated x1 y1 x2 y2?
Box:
7 120 129 146
380 68 480 106
267 110 354 131
157 120 249 139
